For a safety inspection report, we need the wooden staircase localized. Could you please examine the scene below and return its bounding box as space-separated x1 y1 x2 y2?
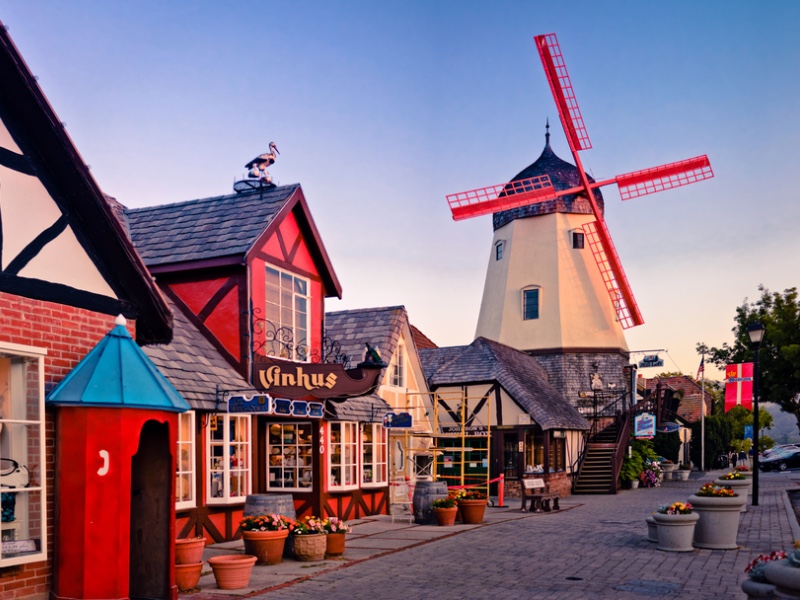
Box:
573 421 619 494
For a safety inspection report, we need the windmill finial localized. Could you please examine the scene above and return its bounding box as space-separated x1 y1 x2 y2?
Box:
545 118 550 147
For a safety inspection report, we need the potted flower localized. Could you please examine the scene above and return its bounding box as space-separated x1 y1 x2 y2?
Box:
323 517 351 557
716 471 751 510
742 550 785 598
239 513 295 565
764 544 800 598
292 516 327 562
676 464 691 481
652 501 698 552
620 451 643 489
638 459 664 489
659 459 677 474
455 489 488 524
688 483 744 549
735 464 754 480
430 496 458 526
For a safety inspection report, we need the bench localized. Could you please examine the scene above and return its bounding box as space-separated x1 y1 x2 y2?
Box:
521 477 560 513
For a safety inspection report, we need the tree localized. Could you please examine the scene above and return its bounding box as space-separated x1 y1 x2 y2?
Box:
690 415 731 469
703 286 800 435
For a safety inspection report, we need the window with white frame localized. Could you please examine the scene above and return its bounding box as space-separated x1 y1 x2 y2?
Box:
176 411 195 510
522 287 540 320
206 414 251 503
265 265 310 361
0 343 47 567
390 344 405 388
267 422 313 491
361 423 387 486
328 422 358 490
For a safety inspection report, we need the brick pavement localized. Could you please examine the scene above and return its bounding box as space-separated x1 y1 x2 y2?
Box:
188 469 800 600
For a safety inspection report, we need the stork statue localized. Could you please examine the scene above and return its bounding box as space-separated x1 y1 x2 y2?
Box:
245 142 280 184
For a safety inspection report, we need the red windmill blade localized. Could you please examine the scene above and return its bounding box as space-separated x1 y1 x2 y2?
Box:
446 33 714 329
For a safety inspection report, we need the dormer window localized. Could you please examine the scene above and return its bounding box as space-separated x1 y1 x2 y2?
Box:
265 265 310 360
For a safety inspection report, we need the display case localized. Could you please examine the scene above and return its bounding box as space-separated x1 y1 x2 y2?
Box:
267 422 313 491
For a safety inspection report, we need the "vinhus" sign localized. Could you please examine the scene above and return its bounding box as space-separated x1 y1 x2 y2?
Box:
252 356 384 399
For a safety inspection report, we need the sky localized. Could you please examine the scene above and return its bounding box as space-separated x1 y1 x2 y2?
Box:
3 1 800 382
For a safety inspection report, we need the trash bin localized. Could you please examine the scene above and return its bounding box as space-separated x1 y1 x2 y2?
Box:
715 454 729 469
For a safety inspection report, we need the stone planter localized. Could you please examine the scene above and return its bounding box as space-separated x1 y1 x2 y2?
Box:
433 506 458 526
207 555 257 590
174 562 203 592
716 478 750 512
457 499 487 524
764 559 800 598
661 462 677 474
676 470 691 481
645 516 658 543
688 493 745 549
326 532 346 557
243 529 289 565
741 577 777 598
630 479 640 489
175 537 206 564
652 512 699 552
292 533 327 562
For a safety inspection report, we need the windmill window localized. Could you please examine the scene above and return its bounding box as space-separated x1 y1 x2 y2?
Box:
522 288 540 320
495 241 504 261
572 232 585 249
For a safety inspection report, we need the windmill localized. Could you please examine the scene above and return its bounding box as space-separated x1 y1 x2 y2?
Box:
447 33 713 330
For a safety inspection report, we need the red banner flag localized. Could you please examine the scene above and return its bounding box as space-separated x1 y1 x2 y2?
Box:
724 362 753 412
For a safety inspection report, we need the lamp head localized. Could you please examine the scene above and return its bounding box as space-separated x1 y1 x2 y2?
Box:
747 322 766 347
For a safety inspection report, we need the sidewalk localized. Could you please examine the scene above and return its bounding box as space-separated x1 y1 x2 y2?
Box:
184 469 800 599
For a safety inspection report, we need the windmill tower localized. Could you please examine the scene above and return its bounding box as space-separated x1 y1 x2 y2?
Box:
447 33 713 400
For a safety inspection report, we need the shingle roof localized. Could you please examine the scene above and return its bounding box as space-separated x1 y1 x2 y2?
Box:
420 337 589 431
125 184 299 266
142 294 256 410
324 306 407 368
326 394 391 423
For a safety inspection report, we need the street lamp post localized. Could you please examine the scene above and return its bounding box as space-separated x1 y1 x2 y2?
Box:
747 322 765 507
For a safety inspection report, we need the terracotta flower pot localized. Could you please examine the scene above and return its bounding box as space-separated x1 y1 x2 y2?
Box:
207 554 257 590
175 537 205 564
243 529 289 565
326 532 346 556
433 506 458 526
174 562 203 592
457 499 487 524
293 533 327 562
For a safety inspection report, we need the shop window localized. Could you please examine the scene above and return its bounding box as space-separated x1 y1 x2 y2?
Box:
362 424 387 487
206 414 251 504
267 422 313 491
329 422 358 491
389 344 405 388
0 344 47 567
522 287 540 320
176 411 195 510
265 265 310 361
524 430 545 474
548 434 566 472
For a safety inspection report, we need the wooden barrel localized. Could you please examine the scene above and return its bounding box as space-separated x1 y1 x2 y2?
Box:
243 494 296 519
412 480 449 525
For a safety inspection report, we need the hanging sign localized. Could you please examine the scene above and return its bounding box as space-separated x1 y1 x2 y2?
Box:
253 356 384 399
634 412 656 438
228 394 323 418
638 354 664 368
725 363 753 412
383 412 413 429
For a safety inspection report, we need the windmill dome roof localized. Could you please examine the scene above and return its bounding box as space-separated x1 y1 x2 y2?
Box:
493 127 604 230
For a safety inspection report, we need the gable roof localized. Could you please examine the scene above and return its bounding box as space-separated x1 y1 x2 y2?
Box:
420 337 589 431
324 306 408 367
125 184 342 298
0 24 172 344
142 293 256 411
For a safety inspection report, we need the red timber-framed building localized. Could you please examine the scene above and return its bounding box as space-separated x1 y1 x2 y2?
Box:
126 181 393 542
0 22 176 600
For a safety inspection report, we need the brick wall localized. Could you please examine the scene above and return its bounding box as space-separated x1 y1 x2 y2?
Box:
0 292 134 600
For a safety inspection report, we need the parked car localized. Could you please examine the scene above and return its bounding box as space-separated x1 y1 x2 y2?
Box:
761 444 800 460
760 448 800 471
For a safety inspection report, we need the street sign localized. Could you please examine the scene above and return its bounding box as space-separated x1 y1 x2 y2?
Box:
383 412 413 429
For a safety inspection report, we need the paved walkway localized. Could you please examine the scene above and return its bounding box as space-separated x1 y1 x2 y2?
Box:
185 469 800 599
